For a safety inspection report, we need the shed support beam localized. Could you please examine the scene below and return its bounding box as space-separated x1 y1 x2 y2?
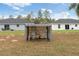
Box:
46 26 51 41
25 26 27 41
27 26 29 41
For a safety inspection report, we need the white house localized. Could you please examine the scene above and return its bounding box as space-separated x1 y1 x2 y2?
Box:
0 18 79 31
52 19 79 30
0 18 26 31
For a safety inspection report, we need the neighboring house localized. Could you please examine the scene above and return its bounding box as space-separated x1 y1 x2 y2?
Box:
0 18 26 31
52 19 79 30
0 18 79 31
0 18 52 41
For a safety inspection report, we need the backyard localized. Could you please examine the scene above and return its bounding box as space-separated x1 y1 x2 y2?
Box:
0 30 79 55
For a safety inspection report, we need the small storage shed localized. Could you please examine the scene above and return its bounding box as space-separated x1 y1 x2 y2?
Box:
25 23 52 41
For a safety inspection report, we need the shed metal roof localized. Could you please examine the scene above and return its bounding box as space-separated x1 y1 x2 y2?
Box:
25 23 52 26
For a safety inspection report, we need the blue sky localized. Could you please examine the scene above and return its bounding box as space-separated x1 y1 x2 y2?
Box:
0 3 78 19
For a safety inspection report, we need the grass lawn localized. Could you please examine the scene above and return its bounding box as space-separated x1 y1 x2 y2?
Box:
0 31 24 36
0 30 79 55
53 30 79 33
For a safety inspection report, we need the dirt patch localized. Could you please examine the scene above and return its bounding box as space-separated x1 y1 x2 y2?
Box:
0 39 6 41
11 40 18 42
0 31 79 55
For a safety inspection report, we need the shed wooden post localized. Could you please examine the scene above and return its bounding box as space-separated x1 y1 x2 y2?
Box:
27 26 29 41
25 26 27 41
46 26 51 41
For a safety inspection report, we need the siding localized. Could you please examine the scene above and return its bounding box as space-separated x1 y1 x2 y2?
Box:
0 24 25 31
52 24 79 30
0 25 4 31
70 24 79 30
52 24 65 30
10 24 25 30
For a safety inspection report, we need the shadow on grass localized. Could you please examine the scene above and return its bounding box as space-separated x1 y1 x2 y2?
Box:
27 38 50 42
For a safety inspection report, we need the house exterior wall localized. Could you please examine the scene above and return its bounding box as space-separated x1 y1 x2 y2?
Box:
69 24 79 30
52 23 79 30
10 24 25 30
0 25 4 31
1 23 79 31
0 24 25 31
52 24 65 30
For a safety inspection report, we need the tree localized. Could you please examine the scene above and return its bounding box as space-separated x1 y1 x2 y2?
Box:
43 10 49 19
43 9 51 23
36 10 43 23
38 10 43 19
69 3 79 16
34 18 40 23
17 15 22 19
34 9 52 23
9 15 13 18
26 14 32 22
25 10 52 23
0 16 4 19
25 11 33 22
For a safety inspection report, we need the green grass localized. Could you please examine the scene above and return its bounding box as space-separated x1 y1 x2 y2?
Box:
0 30 24 36
53 30 79 33
0 30 78 55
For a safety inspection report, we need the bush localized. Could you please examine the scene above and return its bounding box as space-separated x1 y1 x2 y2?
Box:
2 28 5 31
11 29 14 31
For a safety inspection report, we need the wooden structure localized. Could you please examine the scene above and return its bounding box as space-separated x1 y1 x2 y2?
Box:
25 23 52 41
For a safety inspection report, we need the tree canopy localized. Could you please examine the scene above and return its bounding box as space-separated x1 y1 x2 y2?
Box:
24 9 54 23
69 3 79 17
7 9 54 23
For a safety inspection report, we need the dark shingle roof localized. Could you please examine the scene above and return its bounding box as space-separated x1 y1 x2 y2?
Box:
0 18 27 24
54 19 79 23
0 18 52 26
0 18 79 24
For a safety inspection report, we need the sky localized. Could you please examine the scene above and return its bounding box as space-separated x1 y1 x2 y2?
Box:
0 3 78 19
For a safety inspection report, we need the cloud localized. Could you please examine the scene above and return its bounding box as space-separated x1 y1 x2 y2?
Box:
41 8 53 14
48 9 53 14
54 12 70 19
51 11 77 20
12 6 20 10
3 3 32 16
4 3 31 11
38 8 77 20
0 15 9 19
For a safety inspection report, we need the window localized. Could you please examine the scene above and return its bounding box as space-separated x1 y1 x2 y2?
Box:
75 24 77 27
58 24 60 28
17 24 19 27
4 24 10 30
65 24 69 30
